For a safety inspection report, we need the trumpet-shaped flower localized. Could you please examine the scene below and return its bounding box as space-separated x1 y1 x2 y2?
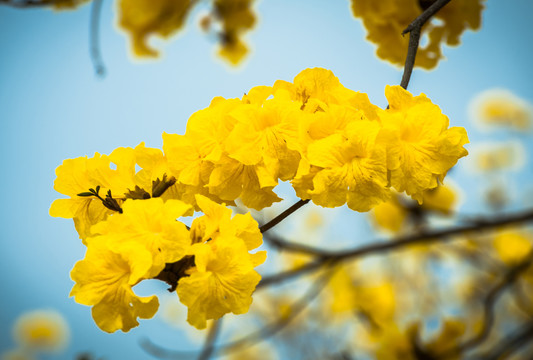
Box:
90 198 191 278
381 85 468 203
304 118 390 212
70 241 159 333
49 151 136 241
177 237 262 329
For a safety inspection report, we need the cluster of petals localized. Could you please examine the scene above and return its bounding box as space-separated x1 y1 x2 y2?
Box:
351 0 485 69
51 67 468 332
66 194 263 332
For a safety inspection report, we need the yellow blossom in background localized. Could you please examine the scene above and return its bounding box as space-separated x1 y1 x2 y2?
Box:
493 231 532 265
381 85 468 203
118 0 195 57
469 88 533 131
12 310 70 354
371 195 408 233
472 141 526 172
70 240 159 332
420 183 457 215
351 0 484 69
214 0 257 65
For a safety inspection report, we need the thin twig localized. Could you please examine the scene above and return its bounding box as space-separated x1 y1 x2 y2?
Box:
437 250 533 359
197 319 222 360
0 0 54 7
258 209 533 288
89 0 105 77
259 199 310 233
399 0 452 89
482 321 533 360
141 267 334 359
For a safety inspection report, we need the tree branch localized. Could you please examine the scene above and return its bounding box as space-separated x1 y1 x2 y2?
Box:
89 0 105 77
437 250 533 358
141 268 334 359
197 319 222 360
0 0 55 7
258 209 533 289
399 0 452 89
259 199 310 234
482 321 533 360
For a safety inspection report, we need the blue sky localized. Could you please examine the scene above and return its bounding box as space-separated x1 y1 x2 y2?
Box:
1 0 532 359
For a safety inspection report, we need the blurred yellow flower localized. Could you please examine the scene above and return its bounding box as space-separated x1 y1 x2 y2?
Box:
470 89 532 131
118 0 195 57
12 310 70 353
351 0 484 69
493 231 532 265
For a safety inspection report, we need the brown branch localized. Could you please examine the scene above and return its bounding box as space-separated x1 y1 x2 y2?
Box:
89 0 105 77
399 0 452 89
259 199 310 233
437 250 533 358
482 321 533 360
0 0 55 7
141 268 334 359
197 319 222 360
257 209 533 289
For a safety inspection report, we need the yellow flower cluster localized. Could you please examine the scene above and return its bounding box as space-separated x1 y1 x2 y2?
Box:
117 0 256 65
51 68 467 332
351 0 485 69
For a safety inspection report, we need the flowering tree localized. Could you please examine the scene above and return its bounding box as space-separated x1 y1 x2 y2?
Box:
2 0 533 359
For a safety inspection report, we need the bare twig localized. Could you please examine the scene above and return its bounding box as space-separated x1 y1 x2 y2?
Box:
482 321 533 360
437 250 533 358
258 209 533 288
400 0 452 89
141 268 334 359
89 0 105 77
197 319 222 360
259 199 310 233
0 0 55 7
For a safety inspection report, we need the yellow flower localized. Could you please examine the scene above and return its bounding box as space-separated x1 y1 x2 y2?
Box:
118 0 195 57
421 183 457 215
273 68 379 120
49 150 136 241
177 238 261 329
90 198 191 277
470 89 532 130
214 0 257 65
351 0 485 69
304 118 390 212
70 240 159 333
12 310 70 353
493 231 532 265
381 85 468 203
224 98 301 182
177 195 264 329
371 195 408 233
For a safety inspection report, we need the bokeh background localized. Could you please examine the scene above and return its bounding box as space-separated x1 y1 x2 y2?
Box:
1 0 532 358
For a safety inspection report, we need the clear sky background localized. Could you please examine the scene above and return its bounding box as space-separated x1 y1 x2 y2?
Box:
1 0 532 359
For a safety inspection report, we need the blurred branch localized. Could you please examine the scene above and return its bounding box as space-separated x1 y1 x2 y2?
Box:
258 209 533 289
0 0 54 7
89 0 105 77
482 321 533 360
437 250 533 358
400 0 452 89
141 268 333 359
259 199 310 233
197 319 222 360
